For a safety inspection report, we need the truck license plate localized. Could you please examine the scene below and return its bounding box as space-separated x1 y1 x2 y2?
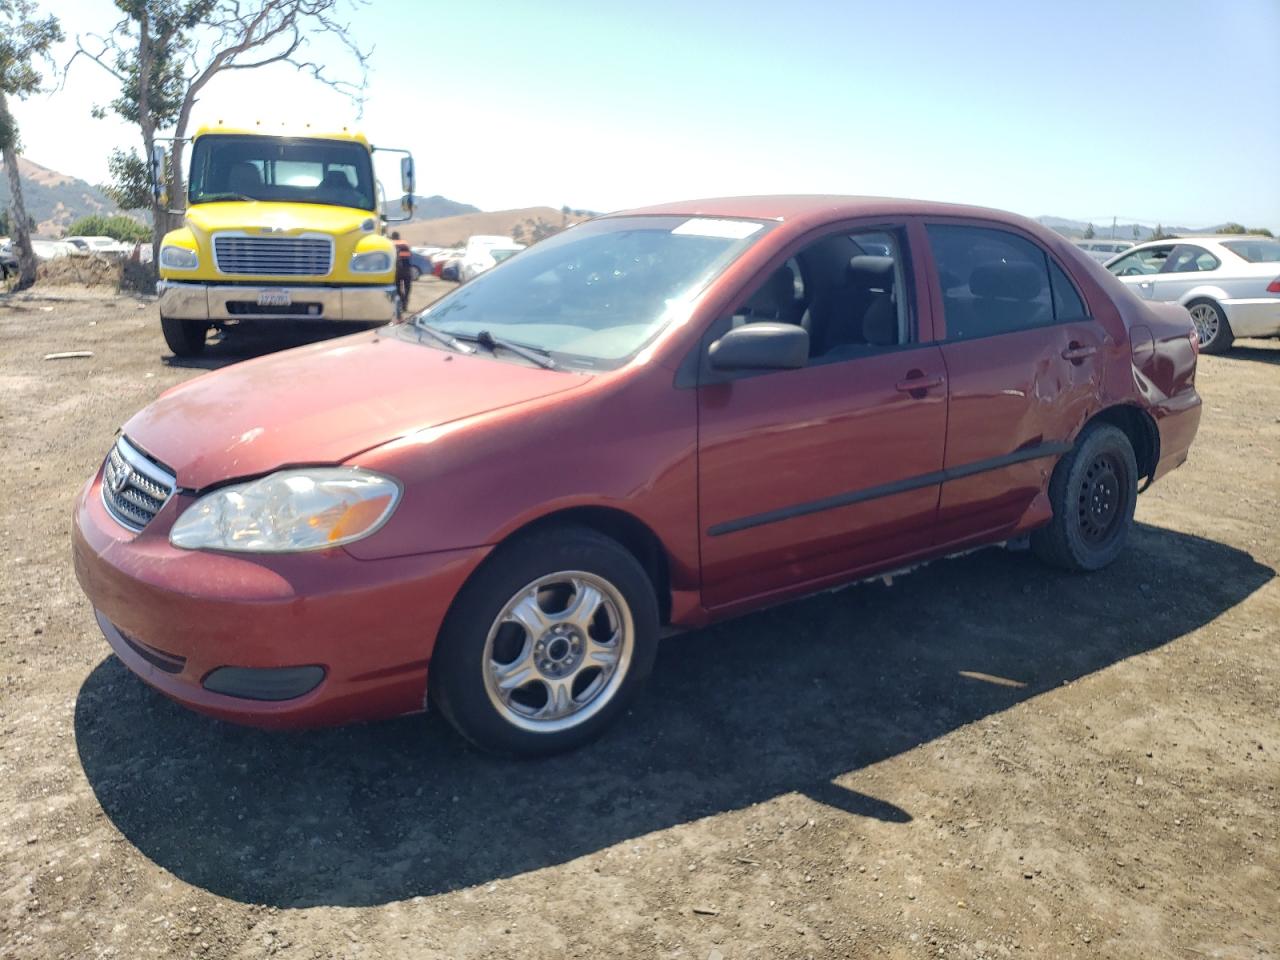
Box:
257 290 291 307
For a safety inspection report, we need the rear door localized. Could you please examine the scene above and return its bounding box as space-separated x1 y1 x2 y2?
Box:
696 220 947 610
923 221 1106 544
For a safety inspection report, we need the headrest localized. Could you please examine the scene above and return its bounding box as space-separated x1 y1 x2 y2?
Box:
970 261 1042 300
227 162 263 190
848 255 895 290
322 169 353 188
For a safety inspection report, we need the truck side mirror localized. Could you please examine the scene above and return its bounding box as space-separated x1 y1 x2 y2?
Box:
149 143 167 201
400 157 415 214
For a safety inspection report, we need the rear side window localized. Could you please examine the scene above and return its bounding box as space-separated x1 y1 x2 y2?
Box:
926 224 1054 340
1221 239 1280 262
1049 261 1087 320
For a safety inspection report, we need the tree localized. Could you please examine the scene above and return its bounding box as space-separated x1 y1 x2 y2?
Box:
0 0 62 290
71 0 369 258
1150 224 1169 241
65 212 151 242
1250 227 1274 238
1132 224 1140 240
1082 222 1095 239
1219 222 1248 235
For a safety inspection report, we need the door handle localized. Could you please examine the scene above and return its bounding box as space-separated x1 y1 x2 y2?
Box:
1061 343 1097 363
895 372 943 396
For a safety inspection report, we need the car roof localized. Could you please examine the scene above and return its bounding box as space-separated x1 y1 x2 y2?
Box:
606 195 1047 229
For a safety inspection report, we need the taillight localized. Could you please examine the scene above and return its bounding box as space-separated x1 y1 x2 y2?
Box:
1267 277 1280 293
1188 323 1200 355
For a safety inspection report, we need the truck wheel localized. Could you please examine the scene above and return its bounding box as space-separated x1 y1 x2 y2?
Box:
1032 423 1138 572
161 316 208 357
429 525 659 756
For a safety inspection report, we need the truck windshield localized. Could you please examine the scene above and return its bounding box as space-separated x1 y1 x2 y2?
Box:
188 135 376 211
414 215 771 366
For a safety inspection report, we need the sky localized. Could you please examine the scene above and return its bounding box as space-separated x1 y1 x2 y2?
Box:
11 0 1280 229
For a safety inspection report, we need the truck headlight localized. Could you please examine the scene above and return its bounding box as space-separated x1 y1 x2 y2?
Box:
350 250 392 273
170 468 401 552
160 245 199 270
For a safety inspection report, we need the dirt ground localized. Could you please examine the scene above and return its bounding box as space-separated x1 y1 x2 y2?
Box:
1 282 1276 960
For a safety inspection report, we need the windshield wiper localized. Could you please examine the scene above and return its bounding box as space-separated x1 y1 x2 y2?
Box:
413 319 475 354
463 330 558 370
197 192 258 203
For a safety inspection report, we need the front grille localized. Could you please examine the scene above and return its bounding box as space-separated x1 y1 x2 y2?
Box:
101 437 176 532
213 235 333 276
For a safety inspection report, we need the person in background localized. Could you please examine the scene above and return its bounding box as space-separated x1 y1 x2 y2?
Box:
391 231 412 311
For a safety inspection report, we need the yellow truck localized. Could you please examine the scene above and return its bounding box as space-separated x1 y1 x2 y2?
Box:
152 123 415 356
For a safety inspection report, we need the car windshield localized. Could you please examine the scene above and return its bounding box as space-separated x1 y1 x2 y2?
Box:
188 134 376 210
1221 239 1280 263
412 215 770 365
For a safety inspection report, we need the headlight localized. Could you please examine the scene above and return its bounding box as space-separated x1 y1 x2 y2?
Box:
350 250 392 273
159 245 199 270
170 468 400 553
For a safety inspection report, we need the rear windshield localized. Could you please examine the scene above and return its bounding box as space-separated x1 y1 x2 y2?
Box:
1221 239 1280 263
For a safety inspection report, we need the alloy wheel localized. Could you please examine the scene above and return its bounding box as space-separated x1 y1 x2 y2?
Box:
1188 303 1220 348
482 571 633 733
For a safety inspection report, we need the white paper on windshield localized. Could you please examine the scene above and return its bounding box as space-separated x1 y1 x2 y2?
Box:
672 218 763 240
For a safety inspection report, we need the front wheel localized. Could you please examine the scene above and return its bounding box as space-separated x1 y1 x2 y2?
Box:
1032 423 1138 572
429 526 659 756
1187 299 1233 354
160 316 208 357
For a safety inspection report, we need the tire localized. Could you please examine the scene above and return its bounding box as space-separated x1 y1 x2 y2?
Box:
161 316 208 357
409 265 422 282
429 525 659 756
1032 423 1138 572
1187 298 1233 354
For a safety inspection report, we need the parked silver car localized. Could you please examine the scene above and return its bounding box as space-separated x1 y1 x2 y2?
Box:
1075 239 1134 263
1105 236 1280 353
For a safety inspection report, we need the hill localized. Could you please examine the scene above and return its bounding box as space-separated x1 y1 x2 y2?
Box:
381 194 481 220
392 206 594 247
0 157 132 237
1033 216 1276 242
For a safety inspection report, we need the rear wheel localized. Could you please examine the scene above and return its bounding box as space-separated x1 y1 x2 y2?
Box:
1032 423 1138 572
1187 299 1233 354
429 525 659 756
409 265 422 281
160 316 208 357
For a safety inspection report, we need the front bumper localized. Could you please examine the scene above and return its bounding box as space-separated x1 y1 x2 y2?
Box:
157 280 398 324
71 466 490 728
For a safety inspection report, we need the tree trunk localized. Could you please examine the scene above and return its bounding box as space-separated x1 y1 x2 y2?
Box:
0 90 37 290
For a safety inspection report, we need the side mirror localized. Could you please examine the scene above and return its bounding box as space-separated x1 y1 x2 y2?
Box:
400 156 415 213
149 143 167 201
708 322 809 371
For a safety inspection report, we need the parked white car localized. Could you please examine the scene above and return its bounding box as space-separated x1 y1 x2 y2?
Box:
458 236 525 283
1105 236 1280 353
65 235 131 256
1075 239 1134 263
30 239 79 260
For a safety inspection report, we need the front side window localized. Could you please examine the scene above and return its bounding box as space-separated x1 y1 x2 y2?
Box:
414 215 771 367
1162 244 1220 274
1108 245 1173 276
728 228 912 363
926 224 1054 340
188 135 376 210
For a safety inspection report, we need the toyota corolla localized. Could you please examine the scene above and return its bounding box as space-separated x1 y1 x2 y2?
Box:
72 196 1202 755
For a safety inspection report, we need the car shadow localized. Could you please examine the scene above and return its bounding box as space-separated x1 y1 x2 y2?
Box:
162 324 359 371
73 522 1273 907
1225 341 1280 365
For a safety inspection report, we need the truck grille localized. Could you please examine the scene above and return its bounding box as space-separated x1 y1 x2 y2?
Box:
101 437 176 532
213 235 333 276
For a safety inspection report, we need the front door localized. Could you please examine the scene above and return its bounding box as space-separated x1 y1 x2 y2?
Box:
696 224 948 610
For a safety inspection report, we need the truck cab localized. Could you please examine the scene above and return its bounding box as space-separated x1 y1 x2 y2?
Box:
155 125 415 356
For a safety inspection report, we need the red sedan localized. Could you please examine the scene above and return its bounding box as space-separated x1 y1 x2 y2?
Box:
72 196 1202 755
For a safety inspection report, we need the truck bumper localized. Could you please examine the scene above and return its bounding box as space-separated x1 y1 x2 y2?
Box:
157 281 398 324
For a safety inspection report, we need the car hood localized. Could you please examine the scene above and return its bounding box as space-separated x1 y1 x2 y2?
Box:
122 331 585 490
